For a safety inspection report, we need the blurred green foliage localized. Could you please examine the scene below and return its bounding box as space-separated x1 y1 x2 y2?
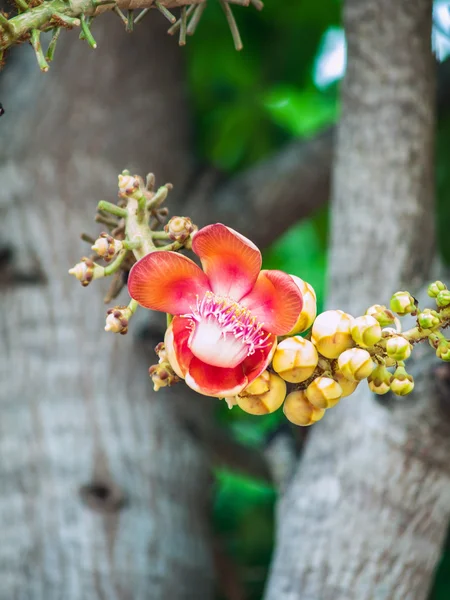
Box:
186 1 450 598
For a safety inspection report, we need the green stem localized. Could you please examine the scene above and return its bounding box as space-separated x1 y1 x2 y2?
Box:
157 241 183 251
104 249 128 276
151 230 170 240
80 13 96 47
123 239 142 250
46 27 61 61
128 298 139 315
155 1 176 23
166 313 173 328
146 185 170 210
30 29 49 72
97 200 127 219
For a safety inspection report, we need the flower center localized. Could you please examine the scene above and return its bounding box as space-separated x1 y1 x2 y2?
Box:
184 291 271 369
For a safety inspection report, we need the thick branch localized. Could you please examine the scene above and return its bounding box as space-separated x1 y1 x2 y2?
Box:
266 2 448 599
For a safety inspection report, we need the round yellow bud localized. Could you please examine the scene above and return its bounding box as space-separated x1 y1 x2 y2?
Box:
272 336 318 383
385 336 412 362
338 348 374 381
365 304 395 327
236 371 286 415
305 376 342 409
333 370 359 397
311 310 355 359
390 366 414 396
351 315 382 348
287 276 317 334
367 365 392 395
283 390 325 426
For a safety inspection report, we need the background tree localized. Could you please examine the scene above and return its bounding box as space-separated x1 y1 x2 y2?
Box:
2 1 450 599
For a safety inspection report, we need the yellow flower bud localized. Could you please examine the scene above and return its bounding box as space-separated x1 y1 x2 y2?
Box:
236 371 286 415
385 335 412 361
272 336 318 383
333 370 359 397
148 361 180 391
305 376 342 409
311 310 355 359
118 172 140 198
390 366 414 396
368 365 392 395
390 291 416 316
287 276 317 334
351 315 382 348
338 348 374 381
92 233 123 262
283 390 325 426
365 304 395 327
164 216 195 243
428 281 447 298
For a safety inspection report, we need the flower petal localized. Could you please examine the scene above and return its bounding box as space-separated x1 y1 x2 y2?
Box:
164 317 194 378
192 223 262 300
128 251 210 314
185 357 248 398
243 335 277 384
239 270 303 335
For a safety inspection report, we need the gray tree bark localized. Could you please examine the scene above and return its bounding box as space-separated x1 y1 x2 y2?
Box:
265 2 450 599
0 15 214 600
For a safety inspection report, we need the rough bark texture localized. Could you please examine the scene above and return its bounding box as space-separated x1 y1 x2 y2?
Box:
0 15 214 600
265 2 450 600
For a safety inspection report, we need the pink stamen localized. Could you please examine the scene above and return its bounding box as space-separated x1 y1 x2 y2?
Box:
185 291 271 356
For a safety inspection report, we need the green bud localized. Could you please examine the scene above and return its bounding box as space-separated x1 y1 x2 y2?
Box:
351 315 382 348
417 308 440 330
436 340 450 362
436 289 450 308
385 336 412 361
366 304 395 327
390 291 416 316
427 281 447 298
390 366 414 396
368 365 392 395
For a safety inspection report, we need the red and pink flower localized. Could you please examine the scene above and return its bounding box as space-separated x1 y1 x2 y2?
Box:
128 224 303 397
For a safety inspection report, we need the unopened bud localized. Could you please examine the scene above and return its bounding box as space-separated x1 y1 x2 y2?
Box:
365 304 395 327
338 348 374 381
333 370 359 397
351 315 382 348
390 291 416 316
92 233 123 262
283 390 325 426
436 340 450 362
368 365 392 395
287 276 317 334
427 280 447 298
311 310 355 359
236 371 286 415
149 361 180 391
118 172 141 199
272 336 318 383
390 366 414 396
385 335 412 361
417 309 440 330
105 305 131 334
68 257 95 287
164 216 195 243
155 342 168 363
305 376 342 409
436 289 450 308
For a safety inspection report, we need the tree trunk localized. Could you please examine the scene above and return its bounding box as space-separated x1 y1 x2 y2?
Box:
265 2 450 599
0 15 214 600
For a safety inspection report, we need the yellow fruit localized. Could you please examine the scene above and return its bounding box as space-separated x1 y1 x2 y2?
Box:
236 371 286 415
351 315 382 347
287 275 317 334
305 376 342 409
311 310 355 359
338 348 374 381
272 336 318 383
333 370 359 397
283 390 325 426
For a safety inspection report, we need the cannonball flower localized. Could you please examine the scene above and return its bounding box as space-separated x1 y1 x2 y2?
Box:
128 224 303 398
